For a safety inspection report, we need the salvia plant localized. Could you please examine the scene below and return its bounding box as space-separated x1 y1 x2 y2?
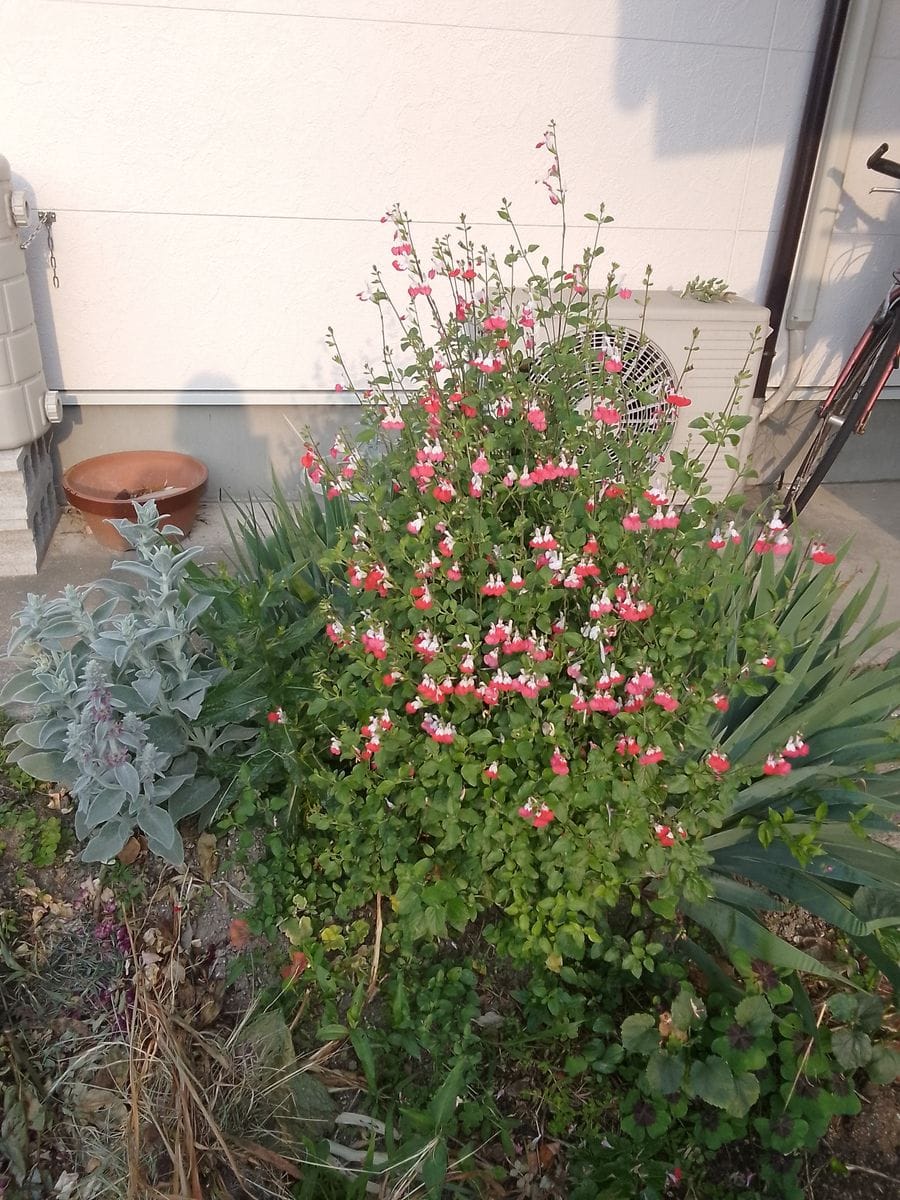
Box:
1 503 257 863
251 124 897 975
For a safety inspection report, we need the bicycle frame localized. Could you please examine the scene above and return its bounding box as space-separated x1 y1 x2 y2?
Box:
818 284 900 434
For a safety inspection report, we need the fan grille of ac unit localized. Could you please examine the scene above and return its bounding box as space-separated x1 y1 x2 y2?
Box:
531 328 676 441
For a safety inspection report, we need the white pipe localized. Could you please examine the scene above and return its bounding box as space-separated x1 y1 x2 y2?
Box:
761 0 882 422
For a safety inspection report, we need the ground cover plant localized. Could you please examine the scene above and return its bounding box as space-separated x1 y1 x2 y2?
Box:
2 126 899 1198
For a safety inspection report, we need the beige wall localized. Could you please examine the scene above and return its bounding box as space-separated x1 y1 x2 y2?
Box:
1 0 898 483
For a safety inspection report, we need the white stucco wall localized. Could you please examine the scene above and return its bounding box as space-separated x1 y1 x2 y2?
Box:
1 0 898 484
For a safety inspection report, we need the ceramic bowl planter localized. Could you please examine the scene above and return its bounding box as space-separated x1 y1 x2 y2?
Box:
62 450 208 550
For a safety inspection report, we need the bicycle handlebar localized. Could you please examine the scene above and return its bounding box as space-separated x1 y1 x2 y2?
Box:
867 143 900 179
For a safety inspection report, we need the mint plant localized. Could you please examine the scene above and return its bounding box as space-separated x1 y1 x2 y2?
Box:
1 502 256 863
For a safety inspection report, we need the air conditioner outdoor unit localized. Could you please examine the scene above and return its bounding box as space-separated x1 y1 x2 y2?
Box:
526 291 770 500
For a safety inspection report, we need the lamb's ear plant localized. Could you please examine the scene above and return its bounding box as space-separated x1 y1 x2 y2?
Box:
1 502 258 864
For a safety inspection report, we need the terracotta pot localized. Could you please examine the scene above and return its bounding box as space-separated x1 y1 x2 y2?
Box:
63 450 208 550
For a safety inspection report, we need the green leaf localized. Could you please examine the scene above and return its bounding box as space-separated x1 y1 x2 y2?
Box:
349 1027 377 1093
168 776 220 823
826 994 858 1024
81 818 132 863
681 899 856 987
114 761 141 800
12 751 68 783
688 1056 736 1109
429 1058 468 1128
421 1137 449 1199
468 730 494 747
831 1028 873 1071
317 1023 348 1040
620 1013 659 1055
867 1046 900 1084
671 985 707 1031
556 924 585 960
644 1050 685 1095
725 1071 760 1119
461 762 482 786
137 805 178 852
85 788 127 830
734 995 773 1035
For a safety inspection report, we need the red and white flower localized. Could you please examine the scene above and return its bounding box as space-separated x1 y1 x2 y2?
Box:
783 734 809 758
471 352 503 374
810 542 836 565
530 525 558 551
326 619 348 646
361 625 388 658
638 746 665 765
707 750 730 774
411 584 433 611
593 401 621 425
763 753 791 776
526 404 547 431
518 800 555 828
550 747 569 776
381 406 405 430
483 312 508 333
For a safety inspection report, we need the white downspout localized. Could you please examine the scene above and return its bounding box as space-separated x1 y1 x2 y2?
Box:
761 0 882 423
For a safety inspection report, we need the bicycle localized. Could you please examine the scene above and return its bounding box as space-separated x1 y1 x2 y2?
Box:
780 143 900 517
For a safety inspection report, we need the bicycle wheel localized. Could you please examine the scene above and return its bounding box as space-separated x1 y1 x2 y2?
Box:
781 319 897 518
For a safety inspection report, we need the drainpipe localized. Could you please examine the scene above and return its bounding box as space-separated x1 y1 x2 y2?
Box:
759 0 882 422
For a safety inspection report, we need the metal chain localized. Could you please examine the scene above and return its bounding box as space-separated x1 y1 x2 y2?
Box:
18 210 59 287
45 213 59 288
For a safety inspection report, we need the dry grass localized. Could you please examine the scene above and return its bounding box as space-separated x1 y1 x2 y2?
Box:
2 882 478 1200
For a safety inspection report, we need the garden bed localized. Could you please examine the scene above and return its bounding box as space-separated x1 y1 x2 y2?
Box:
2 775 898 1199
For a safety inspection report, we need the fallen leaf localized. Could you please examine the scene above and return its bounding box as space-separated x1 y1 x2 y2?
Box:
116 837 141 867
197 991 223 1027
229 917 251 949
280 951 309 983
473 1010 504 1028
525 1139 560 1172
196 831 218 882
